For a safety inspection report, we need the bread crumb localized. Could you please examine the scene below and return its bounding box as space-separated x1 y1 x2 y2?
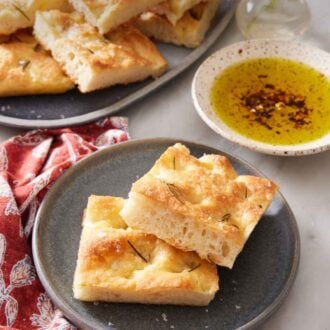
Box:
235 304 241 310
161 313 168 322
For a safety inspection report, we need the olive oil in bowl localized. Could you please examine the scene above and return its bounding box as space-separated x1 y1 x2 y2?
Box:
210 58 330 145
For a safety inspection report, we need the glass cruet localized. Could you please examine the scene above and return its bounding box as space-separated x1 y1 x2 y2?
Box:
236 0 311 40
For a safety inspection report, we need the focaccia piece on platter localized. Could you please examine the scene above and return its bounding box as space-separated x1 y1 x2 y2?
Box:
0 30 74 97
34 10 167 93
69 0 164 34
73 195 219 306
152 0 204 25
0 0 71 35
120 143 277 268
133 0 220 48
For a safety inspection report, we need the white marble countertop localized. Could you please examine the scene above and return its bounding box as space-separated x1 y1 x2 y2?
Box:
1 1 329 329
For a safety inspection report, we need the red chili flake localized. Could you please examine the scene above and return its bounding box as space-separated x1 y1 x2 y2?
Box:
241 84 312 130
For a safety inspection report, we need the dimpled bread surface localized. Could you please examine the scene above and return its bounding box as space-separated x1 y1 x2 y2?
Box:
0 31 73 96
0 0 72 35
34 10 167 93
120 143 277 268
152 0 205 25
133 0 220 48
73 195 219 306
69 0 164 34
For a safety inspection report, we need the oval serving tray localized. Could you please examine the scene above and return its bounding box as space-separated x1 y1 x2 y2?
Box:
32 138 300 330
0 0 236 129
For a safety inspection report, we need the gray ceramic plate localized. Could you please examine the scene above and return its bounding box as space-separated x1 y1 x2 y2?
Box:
0 0 236 129
32 139 300 330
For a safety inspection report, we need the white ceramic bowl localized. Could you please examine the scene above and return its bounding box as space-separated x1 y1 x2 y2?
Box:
192 39 330 156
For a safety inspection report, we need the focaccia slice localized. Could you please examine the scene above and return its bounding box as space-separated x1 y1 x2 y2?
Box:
120 143 277 268
134 0 220 48
73 196 219 306
152 0 204 25
0 0 71 35
69 0 164 34
34 10 167 93
0 30 73 97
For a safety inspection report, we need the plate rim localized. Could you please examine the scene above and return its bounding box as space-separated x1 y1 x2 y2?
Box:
0 0 237 129
32 137 300 330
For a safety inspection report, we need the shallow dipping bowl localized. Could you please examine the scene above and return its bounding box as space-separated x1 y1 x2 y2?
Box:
192 39 330 156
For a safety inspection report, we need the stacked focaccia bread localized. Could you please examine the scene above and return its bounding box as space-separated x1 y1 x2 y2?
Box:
34 10 167 93
73 143 277 306
134 0 221 48
73 195 219 306
0 0 221 97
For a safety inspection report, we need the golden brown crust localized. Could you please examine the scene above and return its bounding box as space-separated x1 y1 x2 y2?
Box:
106 23 167 69
73 195 219 305
0 0 72 35
69 0 164 34
0 30 73 97
121 143 277 268
133 0 220 48
84 195 127 228
152 0 203 25
34 10 167 93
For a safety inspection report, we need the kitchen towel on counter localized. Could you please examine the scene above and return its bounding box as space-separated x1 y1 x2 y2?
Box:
0 117 129 329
